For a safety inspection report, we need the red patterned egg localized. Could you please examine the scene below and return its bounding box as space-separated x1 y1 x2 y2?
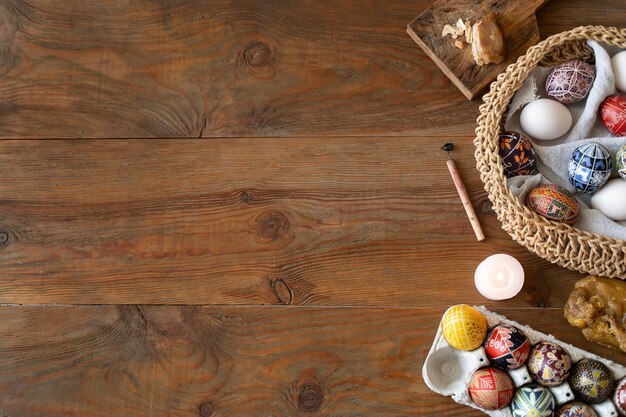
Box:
556 402 598 417
526 184 580 225
527 341 572 386
600 95 626 136
484 324 530 370
499 131 538 177
468 367 514 410
546 60 595 104
614 377 626 416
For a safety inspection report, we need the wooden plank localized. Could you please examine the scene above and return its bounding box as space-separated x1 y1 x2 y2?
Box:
537 0 626 37
0 0 623 139
0 306 623 417
407 0 549 99
0 0 476 139
0 137 586 306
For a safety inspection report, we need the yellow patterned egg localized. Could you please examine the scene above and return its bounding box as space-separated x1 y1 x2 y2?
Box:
442 305 488 351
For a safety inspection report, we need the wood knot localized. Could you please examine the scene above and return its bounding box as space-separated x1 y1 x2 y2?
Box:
271 278 294 305
0 232 9 245
244 41 273 68
257 211 289 242
298 381 323 413
238 190 253 204
198 402 214 417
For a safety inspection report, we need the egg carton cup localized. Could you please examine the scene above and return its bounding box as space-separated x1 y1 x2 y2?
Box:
422 306 626 417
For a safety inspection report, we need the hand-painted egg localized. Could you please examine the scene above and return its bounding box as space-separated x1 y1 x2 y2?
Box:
569 359 614 404
614 377 626 416
600 95 626 136
527 341 572 386
590 178 626 221
484 324 530 370
556 402 598 417
545 60 595 104
511 384 556 417
468 367 515 410
568 142 613 193
499 131 538 177
617 144 626 179
526 184 580 225
520 98 573 140
442 304 487 351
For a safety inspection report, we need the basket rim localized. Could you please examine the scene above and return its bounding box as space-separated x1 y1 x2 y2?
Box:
474 25 626 279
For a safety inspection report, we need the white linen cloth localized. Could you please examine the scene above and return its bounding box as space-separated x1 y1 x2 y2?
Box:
504 40 626 241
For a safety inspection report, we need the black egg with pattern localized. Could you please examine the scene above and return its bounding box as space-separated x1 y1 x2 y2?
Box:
498 131 538 177
569 359 614 404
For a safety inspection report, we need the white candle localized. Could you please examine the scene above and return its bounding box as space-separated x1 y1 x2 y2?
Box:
474 254 524 300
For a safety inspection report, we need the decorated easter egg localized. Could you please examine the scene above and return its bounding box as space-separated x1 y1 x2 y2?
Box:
614 377 626 416
556 402 598 417
545 60 595 104
526 184 580 225
569 359 614 404
442 304 487 351
600 95 626 136
520 98 573 140
511 384 556 417
617 144 626 179
568 142 613 193
484 324 530 370
498 131 538 177
468 367 515 410
527 341 572 386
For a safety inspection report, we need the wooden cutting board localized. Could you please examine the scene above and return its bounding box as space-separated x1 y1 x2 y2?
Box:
407 0 550 100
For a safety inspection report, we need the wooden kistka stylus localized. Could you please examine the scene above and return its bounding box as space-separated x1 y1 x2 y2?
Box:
441 143 485 242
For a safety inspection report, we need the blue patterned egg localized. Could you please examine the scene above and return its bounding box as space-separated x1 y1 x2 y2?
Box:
546 60 595 104
568 142 613 193
511 384 556 417
617 144 626 180
499 131 538 177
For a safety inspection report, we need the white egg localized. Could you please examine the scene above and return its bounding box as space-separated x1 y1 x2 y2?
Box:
520 98 572 141
590 178 626 221
612 51 626 93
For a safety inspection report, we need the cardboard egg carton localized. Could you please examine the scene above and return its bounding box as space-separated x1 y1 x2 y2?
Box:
422 306 626 417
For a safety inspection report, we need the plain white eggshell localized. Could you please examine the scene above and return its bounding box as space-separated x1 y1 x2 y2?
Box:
590 178 626 221
612 51 626 93
520 98 572 141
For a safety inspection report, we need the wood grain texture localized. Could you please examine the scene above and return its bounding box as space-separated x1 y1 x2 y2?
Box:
2 2 626 417
407 0 549 99
0 306 624 417
0 137 587 306
0 0 474 139
0 0 622 138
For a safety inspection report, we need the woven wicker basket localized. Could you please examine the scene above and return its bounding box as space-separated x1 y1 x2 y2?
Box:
474 26 626 279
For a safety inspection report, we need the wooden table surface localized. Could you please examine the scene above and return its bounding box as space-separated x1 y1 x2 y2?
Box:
0 1 625 416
